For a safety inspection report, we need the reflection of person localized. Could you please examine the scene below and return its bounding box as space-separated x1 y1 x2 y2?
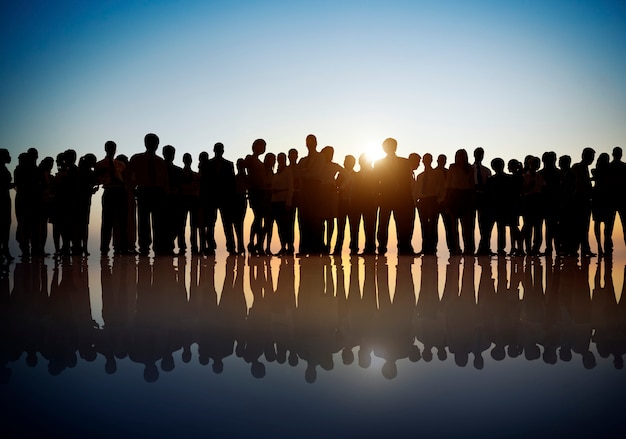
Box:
375 256 420 378
415 256 445 362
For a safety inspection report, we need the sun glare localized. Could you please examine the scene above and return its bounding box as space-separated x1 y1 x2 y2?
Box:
362 142 385 166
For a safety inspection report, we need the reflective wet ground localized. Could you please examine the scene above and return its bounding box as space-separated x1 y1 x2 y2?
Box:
1 253 625 437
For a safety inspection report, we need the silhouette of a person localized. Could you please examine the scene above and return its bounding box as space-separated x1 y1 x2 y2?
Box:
95 141 128 255
245 139 268 255
415 153 445 255
374 138 415 255
538 151 560 254
201 142 236 255
606 147 626 253
444 149 475 255
334 155 358 255
127 133 169 256
474 147 493 256
298 134 326 255
570 147 596 257
0 149 13 261
591 152 612 256
179 153 201 254
352 154 378 255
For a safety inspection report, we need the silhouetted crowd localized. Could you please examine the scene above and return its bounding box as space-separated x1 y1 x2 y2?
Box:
0 255 623 383
1 134 625 260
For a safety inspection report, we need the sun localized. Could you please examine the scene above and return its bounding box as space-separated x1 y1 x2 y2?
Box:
362 141 386 165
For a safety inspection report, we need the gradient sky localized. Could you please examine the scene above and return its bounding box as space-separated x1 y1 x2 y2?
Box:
2 0 625 168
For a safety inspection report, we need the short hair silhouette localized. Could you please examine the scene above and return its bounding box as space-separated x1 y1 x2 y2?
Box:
144 133 159 152
382 137 397 155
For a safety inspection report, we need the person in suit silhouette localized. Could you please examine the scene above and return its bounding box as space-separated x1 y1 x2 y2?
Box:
201 142 237 255
606 147 626 252
95 141 128 256
474 147 493 256
571 147 596 257
485 158 515 255
179 153 201 254
415 153 445 255
298 134 325 255
445 149 475 255
375 138 416 255
127 133 168 256
538 151 560 254
162 145 184 255
352 154 378 255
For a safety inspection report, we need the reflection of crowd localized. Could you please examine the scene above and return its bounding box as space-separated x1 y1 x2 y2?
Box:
1 255 624 383
1 135 625 261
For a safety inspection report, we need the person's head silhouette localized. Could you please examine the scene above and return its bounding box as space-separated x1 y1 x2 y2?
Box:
214 142 225 158
252 139 266 157
305 134 317 152
104 140 117 158
613 146 622 161
473 147 484 164
582 147 595 166
162 145 175 163
288 148 298 165
422 153 433 168
144 133 159 153
183 152 192 168
454 149 468 166
382 138 397 156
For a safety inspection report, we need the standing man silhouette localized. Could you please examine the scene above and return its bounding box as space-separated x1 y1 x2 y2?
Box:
95 141 128 255
375 138 415 255
415 153 445 255
127 133 168 256
201 142 236 255
298 134 325 255
607 147 626 252
474 147 493 255
571 147 596 257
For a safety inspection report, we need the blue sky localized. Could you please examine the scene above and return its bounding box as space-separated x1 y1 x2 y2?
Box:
1 0 625 168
